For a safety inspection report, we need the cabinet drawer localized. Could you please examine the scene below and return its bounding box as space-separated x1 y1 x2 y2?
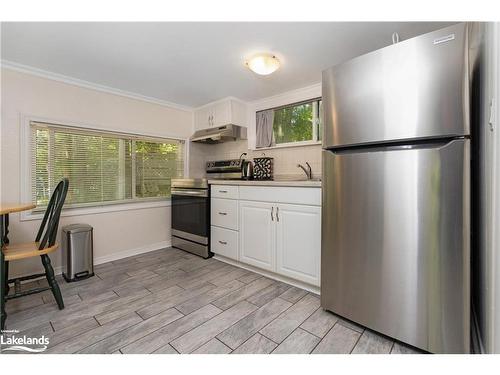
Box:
211 226 238 260
211 185 239 199
211 198 238 230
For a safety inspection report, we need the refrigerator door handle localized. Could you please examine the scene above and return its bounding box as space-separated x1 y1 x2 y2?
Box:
328 137 466 155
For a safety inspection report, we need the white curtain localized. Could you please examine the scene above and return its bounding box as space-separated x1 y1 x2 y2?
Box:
255 110 274 148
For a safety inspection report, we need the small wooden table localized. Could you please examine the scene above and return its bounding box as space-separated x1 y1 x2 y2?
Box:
1 203 36 330
0 203 36 214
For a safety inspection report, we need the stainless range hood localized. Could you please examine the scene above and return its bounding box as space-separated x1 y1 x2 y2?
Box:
190 124 247 144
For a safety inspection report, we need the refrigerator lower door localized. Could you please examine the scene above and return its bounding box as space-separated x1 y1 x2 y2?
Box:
321 139 470 353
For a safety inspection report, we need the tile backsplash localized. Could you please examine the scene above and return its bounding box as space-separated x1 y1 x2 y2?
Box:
189 140 322 179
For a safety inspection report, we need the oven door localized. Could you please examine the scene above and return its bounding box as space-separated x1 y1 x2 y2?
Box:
171 188 209 244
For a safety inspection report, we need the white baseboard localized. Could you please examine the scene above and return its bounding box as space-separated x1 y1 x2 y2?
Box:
213 254 320 295
92 240 172 267
15 240 172 280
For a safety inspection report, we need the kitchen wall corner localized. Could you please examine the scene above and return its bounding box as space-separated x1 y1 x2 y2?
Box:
189 83 323 179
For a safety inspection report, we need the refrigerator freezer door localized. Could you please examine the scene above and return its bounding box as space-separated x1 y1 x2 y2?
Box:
321 139 470 353
323 23 471 148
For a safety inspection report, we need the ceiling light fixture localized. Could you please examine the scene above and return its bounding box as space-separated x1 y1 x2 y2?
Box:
245 53 280 75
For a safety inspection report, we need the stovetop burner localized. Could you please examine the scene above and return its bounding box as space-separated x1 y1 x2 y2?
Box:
206 158 244 174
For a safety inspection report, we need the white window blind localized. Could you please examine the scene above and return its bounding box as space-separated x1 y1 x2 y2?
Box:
30 121 184 208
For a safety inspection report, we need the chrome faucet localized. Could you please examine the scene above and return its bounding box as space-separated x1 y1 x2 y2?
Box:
297 162 312 180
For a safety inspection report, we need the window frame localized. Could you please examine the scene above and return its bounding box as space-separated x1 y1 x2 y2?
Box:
256 97 322 150
20 115 189 221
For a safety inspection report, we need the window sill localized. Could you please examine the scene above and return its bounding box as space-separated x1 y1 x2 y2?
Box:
20 199 171 222
254 140 322 151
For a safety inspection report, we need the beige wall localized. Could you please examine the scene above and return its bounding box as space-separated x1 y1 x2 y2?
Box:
0 68 193 277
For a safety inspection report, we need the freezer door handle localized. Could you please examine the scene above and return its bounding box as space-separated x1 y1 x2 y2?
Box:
327 137 466 155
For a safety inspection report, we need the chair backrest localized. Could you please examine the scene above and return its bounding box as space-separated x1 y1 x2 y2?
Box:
36 178 69 250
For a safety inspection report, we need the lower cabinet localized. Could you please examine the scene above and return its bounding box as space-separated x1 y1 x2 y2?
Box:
239 200 321 285
211 225 238 260
276 204 321 285
210 184 321 287
239 201 276 272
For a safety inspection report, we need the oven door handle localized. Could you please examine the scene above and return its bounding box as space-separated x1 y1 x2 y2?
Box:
171 189 209 197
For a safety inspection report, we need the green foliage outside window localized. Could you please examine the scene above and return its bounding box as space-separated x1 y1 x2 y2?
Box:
273 103 313 144
32 123 184 208
135 141 182 198
270 99 322 146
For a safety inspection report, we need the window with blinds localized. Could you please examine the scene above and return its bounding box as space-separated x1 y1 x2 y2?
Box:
31 121 185 208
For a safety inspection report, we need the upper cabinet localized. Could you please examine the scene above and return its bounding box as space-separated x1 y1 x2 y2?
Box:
194 98 247 131
194 105 214 130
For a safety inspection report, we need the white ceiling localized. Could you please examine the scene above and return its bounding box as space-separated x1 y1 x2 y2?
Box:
1 22 454 108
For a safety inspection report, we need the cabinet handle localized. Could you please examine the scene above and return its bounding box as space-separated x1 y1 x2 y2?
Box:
271 207 274 221
219 190 228 193
218 240 227 245
276 207 280 222
218 212 227 216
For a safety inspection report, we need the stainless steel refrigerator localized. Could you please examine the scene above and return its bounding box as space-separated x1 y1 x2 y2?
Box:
321 23 481 353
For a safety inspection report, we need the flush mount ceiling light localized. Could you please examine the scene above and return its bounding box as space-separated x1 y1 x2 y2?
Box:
245 53 280 75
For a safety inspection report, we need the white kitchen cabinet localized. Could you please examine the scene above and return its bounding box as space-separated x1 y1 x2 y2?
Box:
211 198 238 230
211 184 321 288
276 204 321 285
211 226 238 260
213 100 231 127
211 185 239 200
194 105 214 130
239 186 321 206
194 98 247 131
239 201 276 272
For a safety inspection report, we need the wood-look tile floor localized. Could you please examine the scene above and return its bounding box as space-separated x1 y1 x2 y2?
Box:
3 247 424 354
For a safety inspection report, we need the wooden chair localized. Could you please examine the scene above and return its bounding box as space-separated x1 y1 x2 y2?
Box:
2 178 69 309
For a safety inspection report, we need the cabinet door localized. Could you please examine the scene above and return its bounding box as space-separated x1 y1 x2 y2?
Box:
239 200 276 272
213 100 231 127
194 106 212 130
194 109 203 130
276 204 321 286
208 107 216 127
230 99 247 127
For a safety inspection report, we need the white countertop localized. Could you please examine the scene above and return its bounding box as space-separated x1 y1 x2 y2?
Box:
208 178 321 188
